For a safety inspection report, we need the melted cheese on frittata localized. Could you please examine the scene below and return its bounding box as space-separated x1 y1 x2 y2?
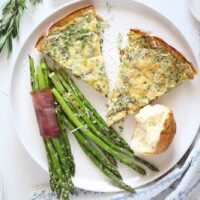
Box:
36 7 108 96
107 30 196 126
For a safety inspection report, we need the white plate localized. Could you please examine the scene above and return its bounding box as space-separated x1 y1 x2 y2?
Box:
9 0 200 192
188 0 200 22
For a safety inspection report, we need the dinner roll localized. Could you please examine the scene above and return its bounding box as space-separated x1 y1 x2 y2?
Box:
131 104 176 155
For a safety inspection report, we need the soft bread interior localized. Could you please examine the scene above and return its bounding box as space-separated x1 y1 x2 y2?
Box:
131 104 176 155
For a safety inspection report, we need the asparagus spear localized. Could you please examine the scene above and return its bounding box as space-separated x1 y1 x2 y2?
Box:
51 137 74 194
43 139 63 198
57 68 130 148
37 66 46 89
29 55 35 91
78 141 135 193
51 88 146 175
58 110 122 179
33 73 39 92
40 58 49 87
46 138 69 200
50 72 117 166
57 68 158 172
54 75 117 166
43 139 58 193
56 112 75 176
50 72 134 158
57 109 135 192
101 150 117 166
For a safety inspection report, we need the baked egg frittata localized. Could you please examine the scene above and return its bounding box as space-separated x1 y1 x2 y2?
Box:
36 6 109 96
107 29 197 126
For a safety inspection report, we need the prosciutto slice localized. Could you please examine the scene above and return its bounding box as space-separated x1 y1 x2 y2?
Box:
31 88 60 137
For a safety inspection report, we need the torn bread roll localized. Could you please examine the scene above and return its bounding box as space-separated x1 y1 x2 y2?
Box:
131 104 176 155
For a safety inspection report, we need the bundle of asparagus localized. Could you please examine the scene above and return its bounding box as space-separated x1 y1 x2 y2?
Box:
29 57 74 200
29 56 159 199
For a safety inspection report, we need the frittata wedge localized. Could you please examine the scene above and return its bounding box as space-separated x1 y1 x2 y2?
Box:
36 6 109 96
107 29 197 126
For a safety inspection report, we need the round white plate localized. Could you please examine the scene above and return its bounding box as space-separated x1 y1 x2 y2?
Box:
188 0 200 22
10 0 200 192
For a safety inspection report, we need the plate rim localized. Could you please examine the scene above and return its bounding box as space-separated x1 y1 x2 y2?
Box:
9 0 200 192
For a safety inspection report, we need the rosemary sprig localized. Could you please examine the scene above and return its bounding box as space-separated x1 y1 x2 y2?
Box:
0 0 42 55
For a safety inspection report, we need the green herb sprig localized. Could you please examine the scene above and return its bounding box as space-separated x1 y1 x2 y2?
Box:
0 0 42 55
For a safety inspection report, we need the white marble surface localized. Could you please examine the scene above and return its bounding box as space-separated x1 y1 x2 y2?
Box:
0 0 199 199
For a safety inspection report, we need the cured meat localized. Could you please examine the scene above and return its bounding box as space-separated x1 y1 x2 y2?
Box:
31 88 60 137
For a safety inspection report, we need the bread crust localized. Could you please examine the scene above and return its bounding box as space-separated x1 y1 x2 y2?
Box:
130 29 197 76
35 5 94 49
145 111 176 155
